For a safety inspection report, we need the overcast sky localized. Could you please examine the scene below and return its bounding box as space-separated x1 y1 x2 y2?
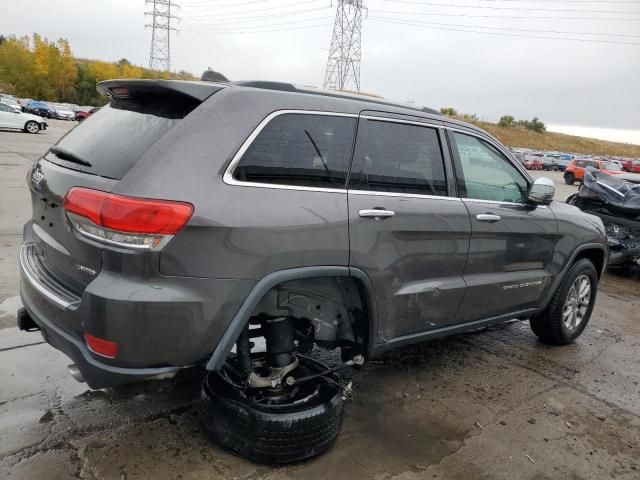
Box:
2 0 639 143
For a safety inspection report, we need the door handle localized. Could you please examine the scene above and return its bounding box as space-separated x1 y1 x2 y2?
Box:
476 213 502 223
359 209 396 219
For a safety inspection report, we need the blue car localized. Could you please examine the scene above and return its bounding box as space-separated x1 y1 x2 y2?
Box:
25 101 54 118
557 159 570 172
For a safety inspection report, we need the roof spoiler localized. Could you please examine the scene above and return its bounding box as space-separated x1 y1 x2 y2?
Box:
97 79 222 102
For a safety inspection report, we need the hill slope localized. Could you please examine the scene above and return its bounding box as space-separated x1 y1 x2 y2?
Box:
457 119 640 158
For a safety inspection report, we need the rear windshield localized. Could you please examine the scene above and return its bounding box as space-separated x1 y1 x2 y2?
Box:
46 92 199 179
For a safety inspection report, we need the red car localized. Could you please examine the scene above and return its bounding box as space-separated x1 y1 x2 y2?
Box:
524 158 543 170
622 160 640 173
75 107 100 122
563 159 624 185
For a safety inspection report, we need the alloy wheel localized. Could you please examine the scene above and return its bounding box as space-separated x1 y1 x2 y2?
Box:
562 274 591 331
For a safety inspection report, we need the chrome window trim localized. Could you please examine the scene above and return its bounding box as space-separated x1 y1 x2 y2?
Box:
222 110 535 206
348 189 461 202
223 109 357 193
360 115 443 129
463 197 547 208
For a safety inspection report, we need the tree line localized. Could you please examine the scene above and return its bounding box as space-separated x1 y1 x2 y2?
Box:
0 34 194 106
440 107 547 133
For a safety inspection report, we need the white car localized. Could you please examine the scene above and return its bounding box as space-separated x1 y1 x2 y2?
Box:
0 102 47 134
0 96 22 111
52 104 76 120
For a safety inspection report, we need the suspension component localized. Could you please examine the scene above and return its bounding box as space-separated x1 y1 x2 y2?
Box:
263 316 295 368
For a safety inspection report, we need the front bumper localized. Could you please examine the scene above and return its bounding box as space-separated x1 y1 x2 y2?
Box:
40 122 47 130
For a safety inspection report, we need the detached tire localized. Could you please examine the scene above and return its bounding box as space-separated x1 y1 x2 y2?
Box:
200 359 344 464
530 258 598 345
564 173 576 185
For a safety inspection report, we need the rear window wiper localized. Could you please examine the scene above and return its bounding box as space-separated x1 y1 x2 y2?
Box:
49 146 92 167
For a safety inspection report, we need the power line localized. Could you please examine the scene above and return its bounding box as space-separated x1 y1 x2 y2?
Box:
183 21 332 34
180 0 320 17
145 0 179 72
369 16 640 45
180 11 260 71
180 6 329 27
383 0 640 13
370 8 640 20
369 15 640 38
182 15 333 32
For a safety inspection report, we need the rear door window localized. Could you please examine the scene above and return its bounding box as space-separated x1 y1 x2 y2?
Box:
233 113 356 189
46 92 200 179
348 119 447 196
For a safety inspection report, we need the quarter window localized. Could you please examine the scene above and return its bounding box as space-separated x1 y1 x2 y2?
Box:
451 132 528 203
349 120 447 196
233 113 356 189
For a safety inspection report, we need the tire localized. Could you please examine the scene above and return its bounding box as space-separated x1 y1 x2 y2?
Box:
530 258 598 345
564 173 576 185
200 357 344 464
24 121 40 134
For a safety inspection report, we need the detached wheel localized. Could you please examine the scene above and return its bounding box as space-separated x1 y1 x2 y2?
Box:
530 258 598 345
200 356 344 464
24 121 40 134
564 173 576 185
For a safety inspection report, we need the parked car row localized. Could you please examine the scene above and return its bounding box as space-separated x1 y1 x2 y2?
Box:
0 94 99 122
511 147 639 177
0 101 48 134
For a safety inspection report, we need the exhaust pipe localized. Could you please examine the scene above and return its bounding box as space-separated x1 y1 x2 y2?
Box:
17 308 40 332
67 364 85 383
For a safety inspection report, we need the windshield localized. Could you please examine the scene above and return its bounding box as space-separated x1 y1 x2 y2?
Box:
2 98 18 105
603 162 622 171
58 107 72 112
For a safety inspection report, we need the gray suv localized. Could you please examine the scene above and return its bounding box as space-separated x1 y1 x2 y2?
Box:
18 79 607 463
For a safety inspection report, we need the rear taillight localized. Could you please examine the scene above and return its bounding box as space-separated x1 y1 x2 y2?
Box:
63 187 193 250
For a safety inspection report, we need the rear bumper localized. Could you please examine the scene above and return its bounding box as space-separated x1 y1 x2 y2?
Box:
19 236 255 388
20 294 182 388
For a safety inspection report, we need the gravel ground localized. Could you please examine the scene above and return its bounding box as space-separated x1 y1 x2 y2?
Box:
1 121 638 479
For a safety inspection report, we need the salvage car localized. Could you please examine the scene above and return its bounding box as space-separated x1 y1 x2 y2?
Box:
564 158 624 185
17 79 607 464
0 101 47 133
567 169 640 269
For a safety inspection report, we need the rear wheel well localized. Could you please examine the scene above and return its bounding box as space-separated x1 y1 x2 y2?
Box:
248 275 372 358
574 248 606 278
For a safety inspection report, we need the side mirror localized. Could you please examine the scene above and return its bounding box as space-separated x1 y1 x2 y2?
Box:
528 177 555 205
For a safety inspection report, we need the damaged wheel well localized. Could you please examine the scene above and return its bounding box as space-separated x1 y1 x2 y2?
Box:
205 267 376 371
250 276 372 356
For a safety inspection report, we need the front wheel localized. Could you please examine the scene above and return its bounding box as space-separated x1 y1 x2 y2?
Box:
530 258 598 345
200 356 344 464
564 173 576 185
24 121 40 134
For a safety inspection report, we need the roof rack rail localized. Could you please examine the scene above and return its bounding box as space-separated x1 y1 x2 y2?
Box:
231 80 440 116
232 80 297 92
